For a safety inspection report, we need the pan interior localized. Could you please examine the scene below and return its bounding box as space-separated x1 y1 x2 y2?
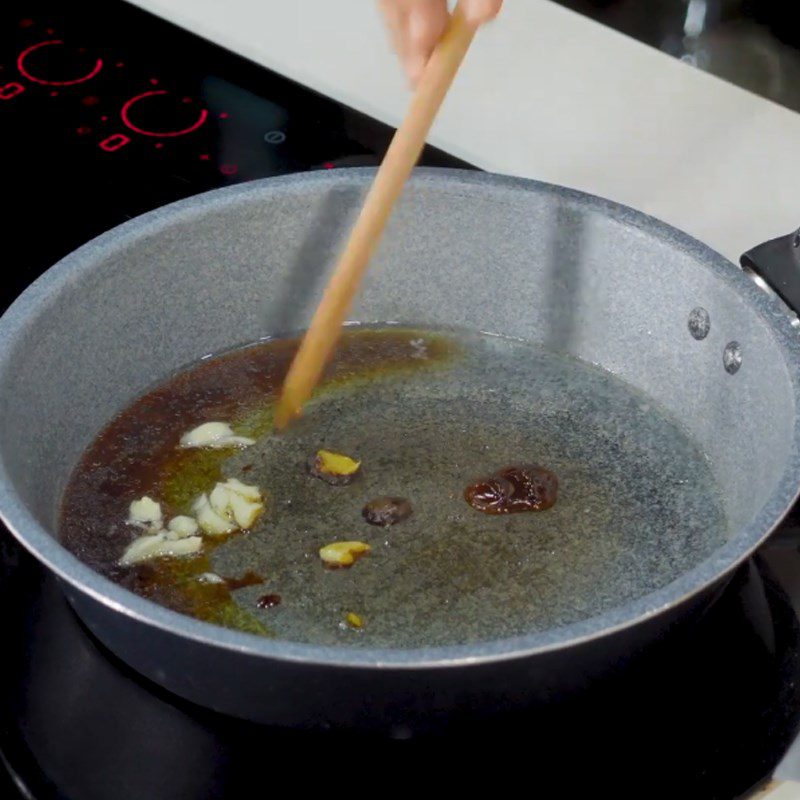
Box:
60 327 727 648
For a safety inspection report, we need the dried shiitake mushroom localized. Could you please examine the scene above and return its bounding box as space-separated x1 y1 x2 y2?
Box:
362 496 412 527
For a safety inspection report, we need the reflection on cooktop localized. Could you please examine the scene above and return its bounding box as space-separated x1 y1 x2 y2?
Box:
1 537 799 800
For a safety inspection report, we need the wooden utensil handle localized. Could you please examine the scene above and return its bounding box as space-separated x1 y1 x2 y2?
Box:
274 4 476 430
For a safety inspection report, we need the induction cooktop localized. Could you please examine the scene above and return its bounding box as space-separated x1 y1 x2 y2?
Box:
1 3 800 798
0 0 467 312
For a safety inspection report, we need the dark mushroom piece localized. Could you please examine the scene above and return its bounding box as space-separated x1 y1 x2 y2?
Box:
362 496 413 526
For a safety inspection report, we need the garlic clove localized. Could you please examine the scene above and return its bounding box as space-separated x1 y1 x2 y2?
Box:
128 496 162 530
223 477 262 502
198 572 225 584
180 421 233 446
119 533 166 566
153 536 203 558
228 491 264 529
220 436 257 447
193 494 237 535
209 484 234 518
167 515 199 538
179 421 255 449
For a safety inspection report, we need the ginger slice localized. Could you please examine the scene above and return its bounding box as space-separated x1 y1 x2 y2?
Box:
319 540 371 567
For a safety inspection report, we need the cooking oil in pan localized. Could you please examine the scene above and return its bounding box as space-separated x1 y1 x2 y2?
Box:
60 327 727 648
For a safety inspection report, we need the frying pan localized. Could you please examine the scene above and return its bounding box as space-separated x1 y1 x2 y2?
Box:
0 168 799 732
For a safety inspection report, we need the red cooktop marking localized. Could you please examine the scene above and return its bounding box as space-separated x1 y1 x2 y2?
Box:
99 133 130 152
0 82 25 100
120 90 208 137
17 40 103 86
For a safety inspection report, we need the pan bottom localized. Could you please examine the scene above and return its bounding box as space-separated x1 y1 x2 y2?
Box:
61 327 727 648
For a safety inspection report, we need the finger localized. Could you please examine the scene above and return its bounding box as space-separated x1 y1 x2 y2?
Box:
405 0 449 85
379 0 411 66
461 0 504 26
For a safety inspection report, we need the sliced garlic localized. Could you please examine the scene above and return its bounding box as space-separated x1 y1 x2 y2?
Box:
119 531 203 566
193 493 237 535
228 490 264 529
198 572 225 584
156 536 202 558
204 480 264 530
223 477 262 502
119 533 166 566
127 496 162 530
179 421 255 449
167 515 199 538
209 483 234 519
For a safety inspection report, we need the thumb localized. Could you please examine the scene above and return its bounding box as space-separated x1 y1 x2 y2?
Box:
460 0 504 26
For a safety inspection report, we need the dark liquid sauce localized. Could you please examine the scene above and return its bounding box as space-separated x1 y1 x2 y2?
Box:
59 327 727 648
224 571 264 591
59 329 455 638
465 465 558 514
257 594 282 609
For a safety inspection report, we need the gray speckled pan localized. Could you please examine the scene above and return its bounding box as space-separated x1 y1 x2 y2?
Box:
1 168 799 732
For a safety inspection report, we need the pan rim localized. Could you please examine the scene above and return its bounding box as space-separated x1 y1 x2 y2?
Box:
1 166 799 669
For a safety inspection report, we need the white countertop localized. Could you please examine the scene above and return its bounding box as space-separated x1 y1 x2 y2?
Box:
127 0 800 263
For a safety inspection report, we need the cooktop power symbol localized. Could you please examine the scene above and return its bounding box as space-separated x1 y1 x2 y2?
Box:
120 90 208 137
17 40 103 86
264 130 286 144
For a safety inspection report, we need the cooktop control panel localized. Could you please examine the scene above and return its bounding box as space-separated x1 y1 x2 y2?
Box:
0 0 466 311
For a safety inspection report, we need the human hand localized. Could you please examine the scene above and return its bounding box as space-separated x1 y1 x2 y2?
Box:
379 0 503 86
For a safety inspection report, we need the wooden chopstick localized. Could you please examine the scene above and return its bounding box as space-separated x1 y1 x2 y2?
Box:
274 4 477 430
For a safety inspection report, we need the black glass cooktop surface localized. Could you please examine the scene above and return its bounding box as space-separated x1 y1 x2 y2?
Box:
0 0 467 313
2 3 800 799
